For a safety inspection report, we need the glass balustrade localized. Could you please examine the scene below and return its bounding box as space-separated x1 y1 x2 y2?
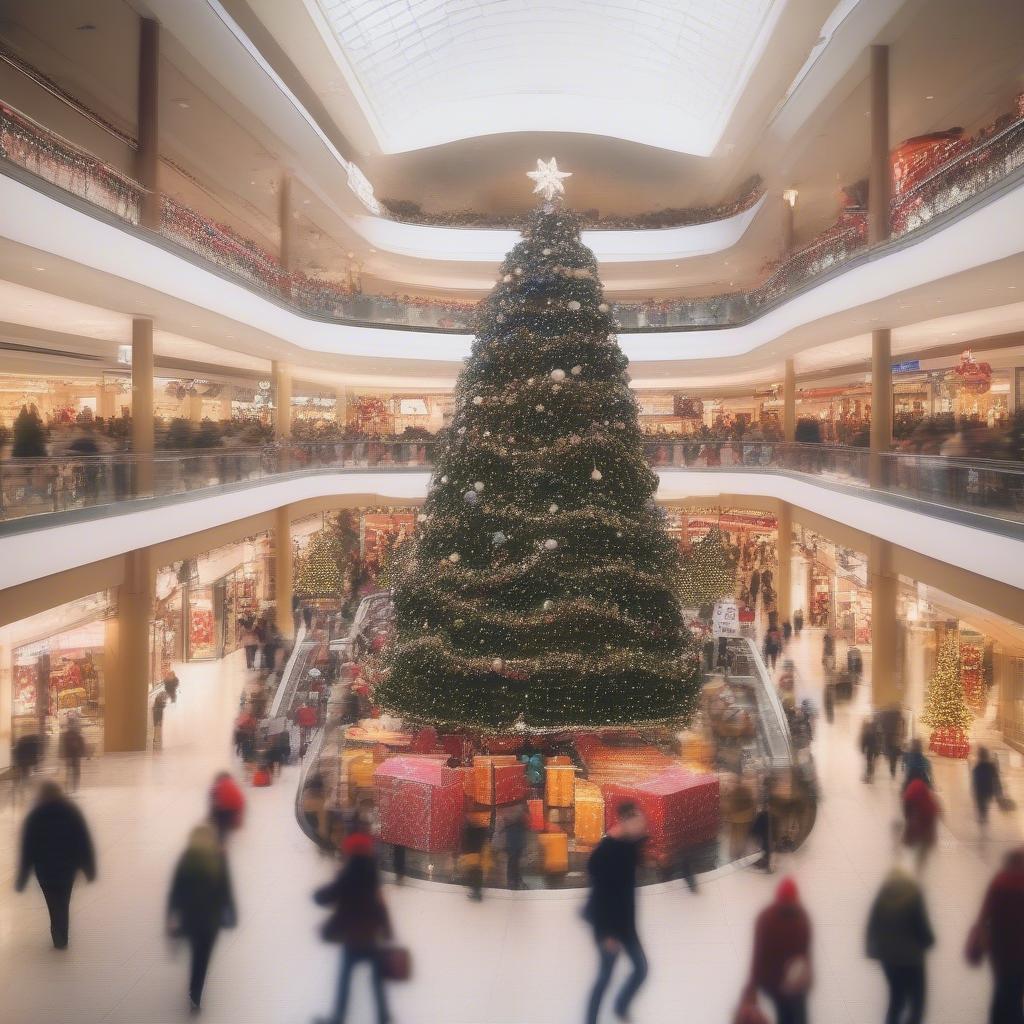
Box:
2 440 1023 529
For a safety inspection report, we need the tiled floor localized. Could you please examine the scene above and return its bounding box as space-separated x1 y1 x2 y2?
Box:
2 638 1022 1023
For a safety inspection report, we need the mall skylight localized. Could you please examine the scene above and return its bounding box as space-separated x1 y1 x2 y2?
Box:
308 0 786 155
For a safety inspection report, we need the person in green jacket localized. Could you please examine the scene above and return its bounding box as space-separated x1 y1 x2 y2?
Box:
865 868 934 1024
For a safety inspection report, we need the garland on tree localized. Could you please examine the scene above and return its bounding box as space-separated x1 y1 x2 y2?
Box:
375 195 700 731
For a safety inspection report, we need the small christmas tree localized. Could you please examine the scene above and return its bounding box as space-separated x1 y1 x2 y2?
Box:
678 527 739 611
12 404 47 458
921 633 972 758
294 528 344 598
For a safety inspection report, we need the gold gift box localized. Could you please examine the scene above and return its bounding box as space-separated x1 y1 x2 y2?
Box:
545 764 577 807
574 780 605 847
537 829 569 873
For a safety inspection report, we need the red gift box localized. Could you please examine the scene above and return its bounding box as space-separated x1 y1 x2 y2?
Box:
472 756 528 805
527 797 546 832
374 756 463 852
602 767 720 865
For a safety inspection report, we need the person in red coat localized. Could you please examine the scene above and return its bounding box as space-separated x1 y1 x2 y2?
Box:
208 772 245 843
902 778 940 872
970 847 1024 1024
746 877 812 1024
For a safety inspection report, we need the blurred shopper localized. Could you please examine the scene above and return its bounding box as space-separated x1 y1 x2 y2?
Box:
314 835 392 1024
583 801 649 1024
764 626 782 671
866 868 934 1024
751 776 775 873
12 731 43 803
239 623 260 670
860 717 881 783
58 717 88 793
303 603 315 630
972 747 1005 827
503 803 530 890
15 781 96 949
208 772 245 843
167 824 236 1013
821 632 835 674
902 779 941 872
968 847 1024 1024
878 705 906 780
782 620 793 646
847 645 864 683
745 878 812 1024
460 816 489 901
793 609 804 637
152 692 168 751
163 670 180 703
723 774 757 861
902 740 933 792
295 701 318 754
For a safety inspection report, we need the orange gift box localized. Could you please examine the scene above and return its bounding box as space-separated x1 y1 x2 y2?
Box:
574 780 605 847
538 828 569 873
545 764 576 807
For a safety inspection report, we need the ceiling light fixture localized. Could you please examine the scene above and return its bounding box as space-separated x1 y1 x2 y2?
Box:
782 188 799 207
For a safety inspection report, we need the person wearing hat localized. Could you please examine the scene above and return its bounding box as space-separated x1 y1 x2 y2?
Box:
745 877 813 1024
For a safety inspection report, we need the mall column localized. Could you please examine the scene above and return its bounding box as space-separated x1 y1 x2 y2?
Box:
107 547 155 751
136 18 161 230
783 359 796 444
869 537 900 708
275 505 294 640
279 173 295 274
132 317 155 496
868 44 891 245
273 360 291 472
870 329 892 488
776 502 792 624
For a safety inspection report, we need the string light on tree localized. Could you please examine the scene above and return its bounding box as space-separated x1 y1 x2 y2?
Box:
922 633 973 758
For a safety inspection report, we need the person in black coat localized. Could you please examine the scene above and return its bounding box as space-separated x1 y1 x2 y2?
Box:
971 746 1004 826
167 823 237 1012
583 801 649 1024
16 781 96 948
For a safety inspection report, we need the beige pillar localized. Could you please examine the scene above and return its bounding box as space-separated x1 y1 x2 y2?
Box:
107 547 154 751
187 393 204 423
783 359 796 443
335 386 348 425
278 173 294 273
869 537 901 708
776 502 792 622
868 44 891 246
273 361 292 441
135 18 161 230
219 396 233 423
132 318 154 496
99 383 117 420
275 505 294 639
870 329 892 487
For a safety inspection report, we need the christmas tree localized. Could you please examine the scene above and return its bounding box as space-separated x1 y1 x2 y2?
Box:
12 404 47 458
922 633 972 758
678 527 739 610
376 163 699 731
294 528 344 598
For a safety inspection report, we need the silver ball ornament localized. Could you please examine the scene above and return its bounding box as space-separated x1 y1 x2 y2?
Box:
550 368 566 382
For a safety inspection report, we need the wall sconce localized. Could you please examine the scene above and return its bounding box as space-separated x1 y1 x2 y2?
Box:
782 188 799 208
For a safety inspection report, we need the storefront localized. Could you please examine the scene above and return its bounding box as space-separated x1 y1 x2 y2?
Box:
0 591 113 766
794 527 872 641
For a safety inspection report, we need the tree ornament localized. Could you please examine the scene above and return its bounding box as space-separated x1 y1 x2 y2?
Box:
591 466 603 481
542 248 551 255
472 395 484 405
598 302 609 312
448 552 461 563
464 490 478 505
549 503 559 513
552 383 561 393
543 539 559 551
453 618 465 629
417 513 428 523
535 404 545 412
492 657 504 672
503 274 512 283
550 368 566 382
474 481 485 492
571 365 583 375
440 475 449 483
543 599 554 611
513 267 523 275
567 300 581 311
491 531 507 546
527 377 535 385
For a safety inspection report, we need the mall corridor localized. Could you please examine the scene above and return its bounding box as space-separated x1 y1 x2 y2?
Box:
2 635 1022 1024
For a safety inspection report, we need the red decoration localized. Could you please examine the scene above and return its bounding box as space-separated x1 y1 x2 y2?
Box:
375 756 463 852
527 798 546 832
472 756 528 805
950 349 993 395
929 727 970 759
602 767 720 866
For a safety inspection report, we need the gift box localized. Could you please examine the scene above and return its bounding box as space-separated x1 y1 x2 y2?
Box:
473 756 528 805
343 750 376 791
546 755 573 766
527 798 546 832
537 828 569 873
574 780 605 847
375 756 463 852
602 767 720 865
545 764 576 807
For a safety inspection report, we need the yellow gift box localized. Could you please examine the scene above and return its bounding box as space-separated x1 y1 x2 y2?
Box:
545 764 576 807
574 780 604 847
345 751 376 790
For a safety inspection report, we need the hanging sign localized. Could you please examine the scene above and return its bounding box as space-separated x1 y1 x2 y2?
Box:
712 600 741 638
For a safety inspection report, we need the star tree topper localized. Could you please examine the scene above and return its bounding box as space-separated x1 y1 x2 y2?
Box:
527 157 571 202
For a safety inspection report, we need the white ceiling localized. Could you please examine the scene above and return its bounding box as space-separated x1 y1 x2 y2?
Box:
308 0 786 155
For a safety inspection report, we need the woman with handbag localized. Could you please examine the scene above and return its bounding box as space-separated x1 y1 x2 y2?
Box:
166 824 237 1013
743 877 813 1024
314 835 394 1024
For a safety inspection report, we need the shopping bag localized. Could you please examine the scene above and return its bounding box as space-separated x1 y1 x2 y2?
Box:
378 945 412 982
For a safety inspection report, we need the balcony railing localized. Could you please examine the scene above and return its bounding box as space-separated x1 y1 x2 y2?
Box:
3 96 1024 333
3 441 1023 532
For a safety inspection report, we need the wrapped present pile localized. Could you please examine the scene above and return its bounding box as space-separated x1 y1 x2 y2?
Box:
603 767 720 866
374 756 463 852
575 737 674 786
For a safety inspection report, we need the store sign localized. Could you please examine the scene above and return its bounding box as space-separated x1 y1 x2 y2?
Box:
891 359 920 374
712 600 741 638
